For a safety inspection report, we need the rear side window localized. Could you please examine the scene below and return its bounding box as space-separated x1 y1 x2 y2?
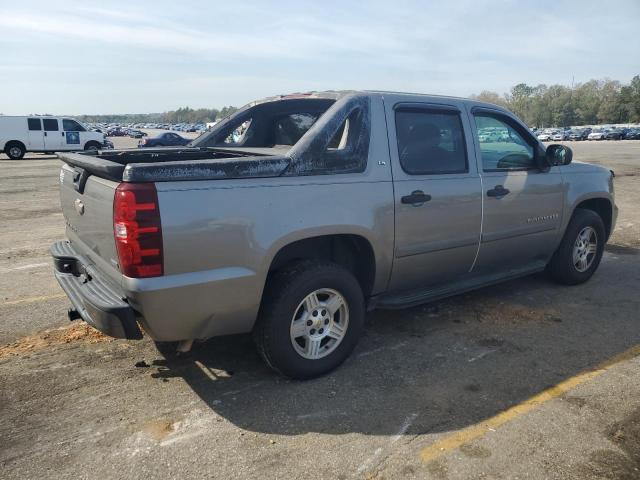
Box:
43 119 59 131
395 109 468 175
28 118 41 131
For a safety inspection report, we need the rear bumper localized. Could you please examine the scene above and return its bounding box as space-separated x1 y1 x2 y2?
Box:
51 241 142 340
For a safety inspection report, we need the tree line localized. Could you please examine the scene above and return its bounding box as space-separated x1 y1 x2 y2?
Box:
77 105 238 124
471 75 640 128
75 75 640 128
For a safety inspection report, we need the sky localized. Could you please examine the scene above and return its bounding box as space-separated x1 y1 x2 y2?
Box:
0 0 638 115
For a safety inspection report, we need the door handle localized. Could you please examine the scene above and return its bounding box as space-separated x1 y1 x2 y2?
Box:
487 185 510 198
401 190 432 205
61 132 65 137
44 132 47 137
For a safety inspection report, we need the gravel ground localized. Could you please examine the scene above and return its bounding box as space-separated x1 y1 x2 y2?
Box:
0 139 639 479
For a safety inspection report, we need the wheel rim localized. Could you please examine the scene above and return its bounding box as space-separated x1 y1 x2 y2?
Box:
573 226 598 272
290 288 349 360
9 146 21 158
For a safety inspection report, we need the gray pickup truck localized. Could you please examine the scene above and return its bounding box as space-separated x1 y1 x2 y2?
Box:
52 91 617 379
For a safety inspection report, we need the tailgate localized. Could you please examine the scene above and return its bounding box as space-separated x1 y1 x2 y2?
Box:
59 163 122 286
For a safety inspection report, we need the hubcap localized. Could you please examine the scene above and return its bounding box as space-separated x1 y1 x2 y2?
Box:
9 147 21 157
290 288 349 360
573 226 598 272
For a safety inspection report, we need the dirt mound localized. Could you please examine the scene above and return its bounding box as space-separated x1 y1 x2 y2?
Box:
0 324 111 358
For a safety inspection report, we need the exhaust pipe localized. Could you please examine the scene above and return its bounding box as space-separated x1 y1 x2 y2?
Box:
176 339 194 353
67 308 81 321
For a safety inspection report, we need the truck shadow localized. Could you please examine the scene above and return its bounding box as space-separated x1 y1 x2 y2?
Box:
153 255 640 437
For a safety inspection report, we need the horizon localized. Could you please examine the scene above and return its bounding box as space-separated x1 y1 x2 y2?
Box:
1 0 639 115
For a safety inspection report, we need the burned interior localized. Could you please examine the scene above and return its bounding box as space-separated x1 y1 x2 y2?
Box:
57 92 371 183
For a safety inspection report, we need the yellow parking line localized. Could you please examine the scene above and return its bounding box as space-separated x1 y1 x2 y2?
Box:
420 344 640 464
0 294 66 307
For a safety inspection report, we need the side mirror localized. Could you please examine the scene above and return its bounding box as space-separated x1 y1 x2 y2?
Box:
546 144 572 166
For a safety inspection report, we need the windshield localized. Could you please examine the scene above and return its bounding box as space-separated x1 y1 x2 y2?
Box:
193 98 335 149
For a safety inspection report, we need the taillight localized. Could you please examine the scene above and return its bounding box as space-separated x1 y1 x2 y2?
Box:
113 183 163 278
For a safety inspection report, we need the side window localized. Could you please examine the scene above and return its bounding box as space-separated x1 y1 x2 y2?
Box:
62 119 86 131
273 113 318 146
474 115 535 171
28 118 41 131
320 107 368 170
287 99 371 176
223 119 252 145
395 109 468 175
43 119 59 131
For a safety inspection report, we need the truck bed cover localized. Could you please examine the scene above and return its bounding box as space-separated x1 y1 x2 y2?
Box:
56 148 291 183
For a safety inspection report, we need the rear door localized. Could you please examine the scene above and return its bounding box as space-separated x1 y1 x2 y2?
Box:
386 97 482 292
469 107 564 274
42 118 63 150
26 118 44 150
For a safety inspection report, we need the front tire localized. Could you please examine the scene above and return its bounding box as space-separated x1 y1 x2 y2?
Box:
84 142 101 152
547 209 606 285
254 260 365 379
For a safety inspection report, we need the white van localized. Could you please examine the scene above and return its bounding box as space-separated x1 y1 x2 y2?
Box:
0 116 108 159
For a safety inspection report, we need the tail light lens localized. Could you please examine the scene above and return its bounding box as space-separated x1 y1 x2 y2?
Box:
113 183 163 278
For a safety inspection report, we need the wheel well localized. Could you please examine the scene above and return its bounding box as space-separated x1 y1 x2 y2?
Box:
4 140 25 152
84 140 101 149
268 235 376 297
575 198 613 239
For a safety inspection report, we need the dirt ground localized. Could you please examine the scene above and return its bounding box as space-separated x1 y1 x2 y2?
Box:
0 138 639 479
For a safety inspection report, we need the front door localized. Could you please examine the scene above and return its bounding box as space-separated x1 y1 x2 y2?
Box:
42 118 63 151
470 110 564 274
62 118 87 150
387 100 482 292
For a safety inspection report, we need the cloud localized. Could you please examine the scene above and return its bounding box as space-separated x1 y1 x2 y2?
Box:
1 0 638 114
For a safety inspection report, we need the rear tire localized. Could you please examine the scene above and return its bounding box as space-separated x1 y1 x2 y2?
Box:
254 260 365 379
5 142 25 160
547 209 606 285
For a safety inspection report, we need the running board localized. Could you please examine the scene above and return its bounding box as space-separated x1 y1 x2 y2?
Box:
372 262 547 310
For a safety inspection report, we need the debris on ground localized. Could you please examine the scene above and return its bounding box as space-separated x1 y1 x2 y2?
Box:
0 324 110 358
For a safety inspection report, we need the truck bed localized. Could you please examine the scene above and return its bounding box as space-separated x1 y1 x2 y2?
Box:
57 147 291 183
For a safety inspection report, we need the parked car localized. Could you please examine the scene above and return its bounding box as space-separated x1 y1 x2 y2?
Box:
138 132 190 147
52 91 616 379
128 129 147 139
568 129 589 141
551 131 568 141
624 128 640 140
0 116 109 159
106 128 128 137
604 129 623 140
588 129 607 140
537 131 553 141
